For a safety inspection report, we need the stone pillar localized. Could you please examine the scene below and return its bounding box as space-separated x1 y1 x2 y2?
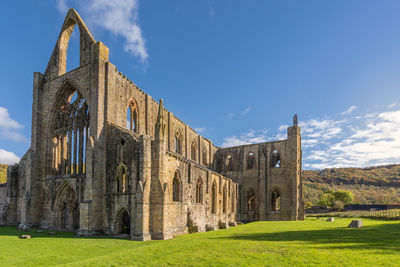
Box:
287 124 302 220
90 41 109 232
132 135 152 241
149 100 171 240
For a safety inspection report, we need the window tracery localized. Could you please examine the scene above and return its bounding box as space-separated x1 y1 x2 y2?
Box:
52 90 89 175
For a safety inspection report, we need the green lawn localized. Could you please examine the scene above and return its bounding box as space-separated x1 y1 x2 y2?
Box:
0 218 399 266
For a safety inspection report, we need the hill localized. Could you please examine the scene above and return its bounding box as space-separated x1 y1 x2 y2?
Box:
0 164 7 184
302 164 400 205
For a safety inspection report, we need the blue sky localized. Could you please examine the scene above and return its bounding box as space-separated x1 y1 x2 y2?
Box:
2 0 400 169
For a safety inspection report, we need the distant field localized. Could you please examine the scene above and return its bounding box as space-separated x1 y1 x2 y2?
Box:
0 164 7 184
0 218 399 266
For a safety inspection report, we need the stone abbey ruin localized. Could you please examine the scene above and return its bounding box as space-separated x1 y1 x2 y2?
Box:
0 9 304 240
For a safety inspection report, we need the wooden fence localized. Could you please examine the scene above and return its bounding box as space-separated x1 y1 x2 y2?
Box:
308 209 400 220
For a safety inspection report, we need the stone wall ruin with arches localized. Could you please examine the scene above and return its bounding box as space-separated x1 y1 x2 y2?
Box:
1 8 303 240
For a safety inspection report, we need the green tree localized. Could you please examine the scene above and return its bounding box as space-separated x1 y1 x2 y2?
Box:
317 192 335 207
333 190 354 205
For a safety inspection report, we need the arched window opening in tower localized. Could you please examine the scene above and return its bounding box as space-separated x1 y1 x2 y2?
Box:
270 150 281 168
225 155 233 171
127 100 138 133
247 152 256 169
271 191 281 212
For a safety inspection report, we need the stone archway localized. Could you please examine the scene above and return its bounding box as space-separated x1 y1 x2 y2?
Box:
115 208 131 235
54 183 79 230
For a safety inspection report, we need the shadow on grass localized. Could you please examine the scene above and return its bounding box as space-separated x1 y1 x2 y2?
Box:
217 222 400 252
0 226 132 240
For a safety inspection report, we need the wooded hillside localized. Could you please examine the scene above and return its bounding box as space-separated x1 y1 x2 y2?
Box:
302 164 400 205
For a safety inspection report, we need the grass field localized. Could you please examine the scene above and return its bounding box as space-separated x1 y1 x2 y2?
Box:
0 218 399 266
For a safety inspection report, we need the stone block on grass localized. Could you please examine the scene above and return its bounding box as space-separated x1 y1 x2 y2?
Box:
348 220 362 228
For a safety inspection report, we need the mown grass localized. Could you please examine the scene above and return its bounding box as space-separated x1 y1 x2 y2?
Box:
0 218 400 266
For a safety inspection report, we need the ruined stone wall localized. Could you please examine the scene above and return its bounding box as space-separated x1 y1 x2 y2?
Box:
164 152 237 234
215 125 303 221
103 63 219 169
0 184 7 224
105 124 140 234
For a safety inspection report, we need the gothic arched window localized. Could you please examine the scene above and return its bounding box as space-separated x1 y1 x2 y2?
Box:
52 90 89 176
247 152 256 169
173 171 181 202
191 141 197 161
202 148 207 165
175 131 182 154
212 181 217 214
115 163 128 193
270 150 281 168
196 178 203 203
223 184 227 213
271 191 281 212
127 99 138 133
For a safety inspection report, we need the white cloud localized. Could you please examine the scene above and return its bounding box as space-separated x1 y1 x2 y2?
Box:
0 149 20 165
0 107 26 142
56 0 148 62
304 109 400 169
221 129 284 148
56 0 68 14
195 127 205 133
240 107 251 115
341 105 357 115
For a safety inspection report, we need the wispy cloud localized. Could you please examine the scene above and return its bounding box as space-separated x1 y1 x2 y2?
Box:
0 149 20 165
56 0 148 62
341 105 357 115
221 129 285 147
208 0 216 17
225 113 235 120
0 107 26 142
221 105 400 169
195 127 206 133
240 107 251 115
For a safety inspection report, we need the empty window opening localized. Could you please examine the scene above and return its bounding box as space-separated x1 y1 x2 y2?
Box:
173 171 181 202
202 148 207 165
247 152 256 169
223 185 227 213
270 150 281 168
175 131 182 154
247 191 255 212
212 181 217 214
66 26 80 73
115 164 128 193
271 191 281 212
191 141 197 161
196 178 203 203
231 191 235 212
225 155 233 171
127 100 138 133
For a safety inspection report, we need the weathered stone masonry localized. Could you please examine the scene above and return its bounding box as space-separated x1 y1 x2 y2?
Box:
0 9 303 240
